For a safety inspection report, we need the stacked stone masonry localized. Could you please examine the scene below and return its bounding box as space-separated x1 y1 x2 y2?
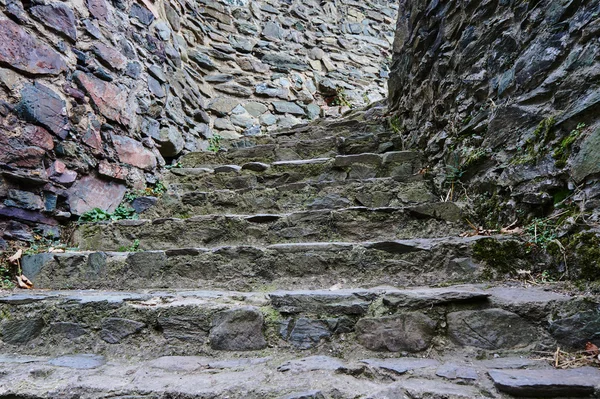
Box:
0 0 397 243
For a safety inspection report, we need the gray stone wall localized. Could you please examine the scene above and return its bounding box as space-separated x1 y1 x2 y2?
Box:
388 0 600 224
0 0 396 243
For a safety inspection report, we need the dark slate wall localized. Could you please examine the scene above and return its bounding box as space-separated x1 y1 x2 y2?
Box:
388 0 600 224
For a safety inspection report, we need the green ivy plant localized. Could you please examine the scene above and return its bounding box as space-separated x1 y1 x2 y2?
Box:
208 133 223 153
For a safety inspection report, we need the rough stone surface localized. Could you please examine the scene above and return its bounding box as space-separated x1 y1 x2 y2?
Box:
209 307 266 351
1 318 45 344
66 174 126 215
112 134 157 170
447 309 538 350
489 367 600 397
48 354 105 369
100 318 145 344
389 0 600 229
355 312 436 352
0 17 67 75
74 72 130 125
30 3 77 42
16 83 68 139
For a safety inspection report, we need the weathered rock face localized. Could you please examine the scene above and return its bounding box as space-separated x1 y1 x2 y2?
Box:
0 0 396 239
388 0 600 225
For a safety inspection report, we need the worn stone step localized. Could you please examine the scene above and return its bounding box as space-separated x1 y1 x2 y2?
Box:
73 204 466 251
26 236 527 291
166 151 422 192
0 285 596 361
182 127 401 166
5 349 598 399
150 178 435 217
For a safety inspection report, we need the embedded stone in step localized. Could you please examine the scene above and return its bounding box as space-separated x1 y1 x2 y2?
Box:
383 287 490 309
267 242 354 253
100 318 145 344
209 307 267 351
447 309 539 350
361 358 439 375
170 167 214 176
0 293 54 304
436 363 479 380
488 367 600 397
242 161 270 172
549 310 600 348
272 158 331 167
382 151 421 165
355 312 436 352
370 379 480 399
277 356 345 373
280 318 332 349
478 357 550 369
245 214 281 223
407 202 463 222
147 356 271 372
333 153 382 167
270 290 378 315
1 318 45 344
214 165 242 174
48 354 106 369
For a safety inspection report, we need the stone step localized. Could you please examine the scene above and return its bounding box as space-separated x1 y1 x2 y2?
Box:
166 151 422 192
182 127 400 166
0 285 596 361
3 350 598 399
73 205 466 251
150 178 435 217
27 236 518 291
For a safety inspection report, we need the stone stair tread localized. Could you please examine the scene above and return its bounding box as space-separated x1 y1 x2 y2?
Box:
23 235 523 290
0 283 574 307
74 204 466 251
488 367 600 397
0 350 598 398
177 150 418 170
152 178 437 216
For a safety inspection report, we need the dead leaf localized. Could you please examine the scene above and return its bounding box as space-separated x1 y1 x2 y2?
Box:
48 247 65 253
585 342 599 356
16 274 34 289
8 249 23 264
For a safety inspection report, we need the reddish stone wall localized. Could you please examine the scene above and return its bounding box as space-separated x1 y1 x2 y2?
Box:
0 0 396 245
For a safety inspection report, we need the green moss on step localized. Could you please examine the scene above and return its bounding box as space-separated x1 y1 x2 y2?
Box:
472 238 527 277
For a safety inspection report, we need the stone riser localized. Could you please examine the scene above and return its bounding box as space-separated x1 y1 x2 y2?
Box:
22 237 491 291
73 205 465 251
166 151 422 192
0 286 592 359
153 178 435 217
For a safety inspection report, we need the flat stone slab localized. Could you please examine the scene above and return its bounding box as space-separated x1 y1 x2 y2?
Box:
436 363 479 380
383 287 490 308
479 357 550 369
278 356 345 373
48 354 106 369
488 367 600 397
361 358 440 374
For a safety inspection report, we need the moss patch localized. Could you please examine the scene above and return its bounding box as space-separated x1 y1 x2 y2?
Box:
472 238 529 277
548 232 600 281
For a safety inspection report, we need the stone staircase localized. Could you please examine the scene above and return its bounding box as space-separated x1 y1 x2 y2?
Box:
2 108 600 398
